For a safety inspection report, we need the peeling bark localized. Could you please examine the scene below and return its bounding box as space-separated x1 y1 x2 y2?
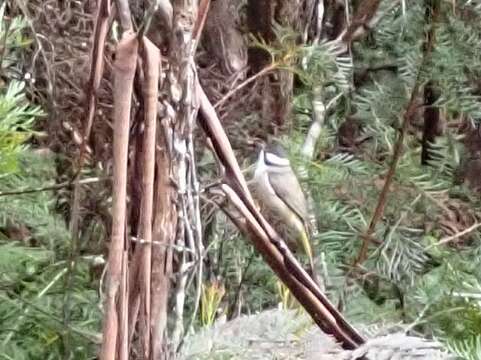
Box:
150 1 202 357
150 142 177 359
100 31 138 360
138 37 161 358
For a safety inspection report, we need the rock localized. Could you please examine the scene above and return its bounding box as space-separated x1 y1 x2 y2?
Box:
181 309 454 359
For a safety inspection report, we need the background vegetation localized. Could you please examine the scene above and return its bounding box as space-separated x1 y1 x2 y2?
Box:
1 0 481 359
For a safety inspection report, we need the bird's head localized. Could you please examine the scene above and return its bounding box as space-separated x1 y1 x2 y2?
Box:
263 142 290 167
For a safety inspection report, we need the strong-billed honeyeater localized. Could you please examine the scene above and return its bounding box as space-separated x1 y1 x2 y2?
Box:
250 143 315 275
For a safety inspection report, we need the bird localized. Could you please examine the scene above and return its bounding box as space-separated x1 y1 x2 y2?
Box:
250 142 316 276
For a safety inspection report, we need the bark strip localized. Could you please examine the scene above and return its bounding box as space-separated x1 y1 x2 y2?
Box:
139 37 161 358
100 32 138 360
151 136 177 360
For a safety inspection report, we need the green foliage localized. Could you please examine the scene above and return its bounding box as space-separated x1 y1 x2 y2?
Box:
0 81 43 175
189 4 481 357
199 212 279 317
0 4 43 176
0 241 53 284
299 42 352 90
0 153 101 360
282 1 481 357
0 152 70 252
200 281 226 327
248 24 301 75
445 336 481 360
0 10 100 359
0 253 100 360
0 3 32 79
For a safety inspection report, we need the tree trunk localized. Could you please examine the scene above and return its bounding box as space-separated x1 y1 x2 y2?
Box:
247 0 302 132
150 145 177 359
203 0 247 77
421 81 441 165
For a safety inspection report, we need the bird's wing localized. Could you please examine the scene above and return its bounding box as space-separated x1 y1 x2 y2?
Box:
268 167 314 268
267 168 309 224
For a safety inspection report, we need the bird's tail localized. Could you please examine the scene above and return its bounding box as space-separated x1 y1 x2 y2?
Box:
297 226 320 286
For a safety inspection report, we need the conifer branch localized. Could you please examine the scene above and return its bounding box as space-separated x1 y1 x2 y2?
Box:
354 0 441 266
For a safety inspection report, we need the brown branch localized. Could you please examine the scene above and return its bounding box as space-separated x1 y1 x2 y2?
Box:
100 31 138 360
82 0 112 156
81 0 111 179
341 0 381 43
354 0 441 266
69 0 112 195
421 81 441 164
119 251 129 360
198 86 251 197
192 0 211 50
340 0 400 45
353 89 420 266
426 222 481 249
150 1 203 356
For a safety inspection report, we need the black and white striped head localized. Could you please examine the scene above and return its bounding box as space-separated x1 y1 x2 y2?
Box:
263 143 290 167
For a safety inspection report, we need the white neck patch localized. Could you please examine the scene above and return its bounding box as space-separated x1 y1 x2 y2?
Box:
265 152 290 167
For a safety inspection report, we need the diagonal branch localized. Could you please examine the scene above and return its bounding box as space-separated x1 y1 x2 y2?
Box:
425 222 481 250
214 63 277 109
335 0 401 52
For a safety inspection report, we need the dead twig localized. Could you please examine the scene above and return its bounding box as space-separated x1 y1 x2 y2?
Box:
192 0 211 51
301 91 343 161
214 63 277 109
425 222 481 249
0 177 108 197
14 0 55 108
